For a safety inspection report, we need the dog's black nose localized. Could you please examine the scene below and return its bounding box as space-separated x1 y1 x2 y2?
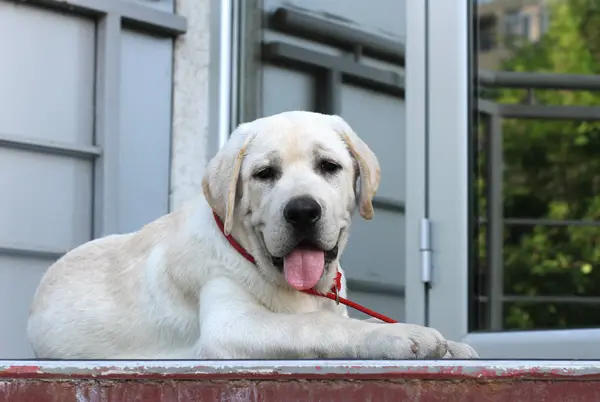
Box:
284 196 322 230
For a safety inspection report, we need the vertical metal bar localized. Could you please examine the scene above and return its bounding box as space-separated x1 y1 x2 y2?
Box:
238 0 263 123
405 0 428 327
93 13 122 238
317 69 341 114
218 0 234 148
426 0 470 341
487 113 504 331
230 0 241 128
423 0 431 328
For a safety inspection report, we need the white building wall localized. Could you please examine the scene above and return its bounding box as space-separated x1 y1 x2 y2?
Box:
170 0 214 210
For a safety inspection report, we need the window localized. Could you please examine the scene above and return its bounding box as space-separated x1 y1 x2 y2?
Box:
540 7 550 35
478 15 497 52
504 10 532 46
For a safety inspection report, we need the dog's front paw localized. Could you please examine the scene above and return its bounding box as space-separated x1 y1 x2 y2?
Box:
357 323 448 359
443 340 479 359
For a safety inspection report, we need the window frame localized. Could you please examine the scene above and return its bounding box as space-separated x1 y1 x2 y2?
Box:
426 0 600 359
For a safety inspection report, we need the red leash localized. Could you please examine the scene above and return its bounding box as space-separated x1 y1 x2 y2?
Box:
213 212 397 323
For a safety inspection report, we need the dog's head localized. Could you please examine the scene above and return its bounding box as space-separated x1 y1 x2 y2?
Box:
202 111 380 291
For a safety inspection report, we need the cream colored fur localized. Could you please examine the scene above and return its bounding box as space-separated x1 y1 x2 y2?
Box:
27 111 478 360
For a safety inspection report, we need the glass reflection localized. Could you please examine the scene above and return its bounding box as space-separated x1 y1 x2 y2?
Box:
472 0 600 331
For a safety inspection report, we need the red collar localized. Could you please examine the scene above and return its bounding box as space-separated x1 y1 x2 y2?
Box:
212 211 397 323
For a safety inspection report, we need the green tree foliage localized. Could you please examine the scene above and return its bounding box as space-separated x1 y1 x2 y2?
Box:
479 0 600 329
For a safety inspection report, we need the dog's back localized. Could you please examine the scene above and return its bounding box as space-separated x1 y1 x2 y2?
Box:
28 233 136 357
27 208 202 359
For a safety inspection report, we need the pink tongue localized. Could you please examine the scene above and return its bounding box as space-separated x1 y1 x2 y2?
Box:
283 249 325 290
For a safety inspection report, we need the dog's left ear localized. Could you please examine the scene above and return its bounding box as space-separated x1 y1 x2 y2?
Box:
202 123 256 235
332 115 381 220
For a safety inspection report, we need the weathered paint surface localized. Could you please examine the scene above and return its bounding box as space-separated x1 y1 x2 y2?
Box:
2 360 600 401
2 378 600 402
0 379 600 402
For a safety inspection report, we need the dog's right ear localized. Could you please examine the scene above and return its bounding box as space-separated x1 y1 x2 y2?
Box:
202 123 257 235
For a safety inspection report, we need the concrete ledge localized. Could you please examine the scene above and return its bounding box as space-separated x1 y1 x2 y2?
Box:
2 360 600 401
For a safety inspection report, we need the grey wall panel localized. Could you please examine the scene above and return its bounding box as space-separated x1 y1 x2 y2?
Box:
263 31 345 57
0 1 178 359
0 2 95 146
0 256 53 358
341 85 405 203
346 289 405 322
126 0 174 13
0 148 93 251
263 0 406 38
118 29 173 233
262 66 316 116
341 209 405 286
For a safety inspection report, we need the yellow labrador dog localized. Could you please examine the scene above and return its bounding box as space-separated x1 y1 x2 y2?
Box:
27 111 478 360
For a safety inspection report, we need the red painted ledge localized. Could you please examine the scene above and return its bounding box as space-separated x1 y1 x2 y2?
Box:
1 360 600 401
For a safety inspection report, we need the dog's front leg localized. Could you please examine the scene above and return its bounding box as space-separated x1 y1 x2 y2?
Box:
196 278 454 359
363 318 479 358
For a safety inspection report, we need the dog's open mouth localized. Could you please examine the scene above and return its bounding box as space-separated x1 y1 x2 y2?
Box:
271 240 338 291
271 240 339 267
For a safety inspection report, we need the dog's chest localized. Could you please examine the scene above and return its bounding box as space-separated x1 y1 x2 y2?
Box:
265 291 336 315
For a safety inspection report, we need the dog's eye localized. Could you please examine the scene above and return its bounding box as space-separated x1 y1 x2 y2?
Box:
253 166 277 180
319 160 342 175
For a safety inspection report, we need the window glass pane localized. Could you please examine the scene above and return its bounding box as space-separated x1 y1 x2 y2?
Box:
472 0 600 332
